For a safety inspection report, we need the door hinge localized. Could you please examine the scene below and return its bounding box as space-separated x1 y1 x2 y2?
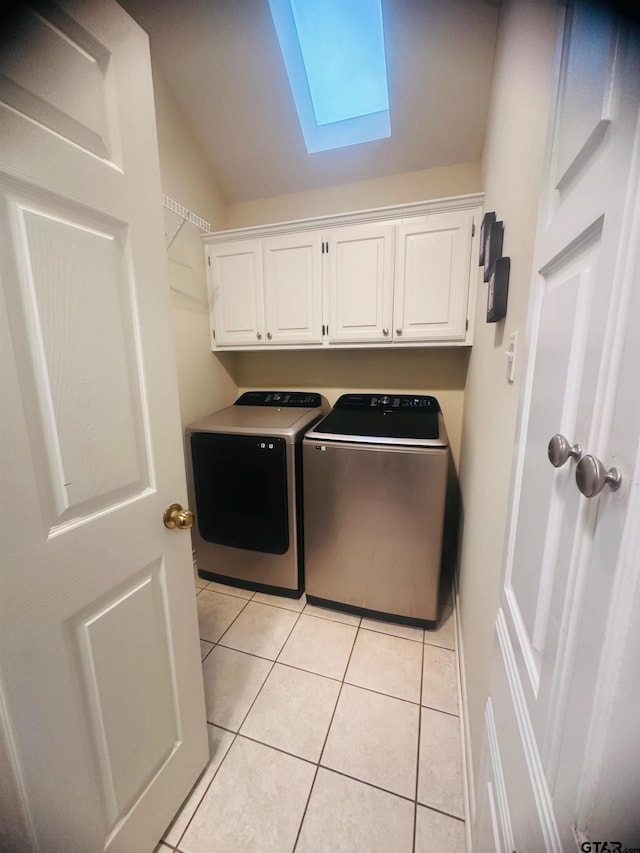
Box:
212 329 216 341
322 324 326 335
466 319 469 331
208 255 211 266
472 223 476 237
321 241 329 253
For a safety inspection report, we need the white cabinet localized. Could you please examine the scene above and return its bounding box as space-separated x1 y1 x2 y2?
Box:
208 240 264 347
263 232 323 345
394 212 473 342
326 223 395 344
208 233 323 347
203 194 482 350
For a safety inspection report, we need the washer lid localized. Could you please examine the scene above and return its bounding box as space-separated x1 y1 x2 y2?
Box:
305 393 448 447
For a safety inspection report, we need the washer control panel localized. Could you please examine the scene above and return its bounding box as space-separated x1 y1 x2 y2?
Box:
335 394 440 412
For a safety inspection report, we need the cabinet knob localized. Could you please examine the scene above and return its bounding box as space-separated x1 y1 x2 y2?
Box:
382 328 389 336
548 434 582 468
267 331 272 340
576 455 622 498
396 328 403 337
256 332 262 340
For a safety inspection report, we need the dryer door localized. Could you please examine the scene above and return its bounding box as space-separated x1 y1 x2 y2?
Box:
190 433 289 554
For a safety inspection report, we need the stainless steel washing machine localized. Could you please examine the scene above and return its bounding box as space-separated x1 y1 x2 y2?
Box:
186 391 327 598
303 393 449 626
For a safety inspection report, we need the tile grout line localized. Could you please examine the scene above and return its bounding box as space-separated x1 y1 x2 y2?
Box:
421 702 461 719
291 614 362 851
226 728 441 813
226 724 468 823
188 589 461 851
197 588 252 646
413 632 426 852
418 802 467 824
174 596 306 852
173 601 306 851
211 594 260 647
233 604 307 732
291 765 320 852
170 728 240 851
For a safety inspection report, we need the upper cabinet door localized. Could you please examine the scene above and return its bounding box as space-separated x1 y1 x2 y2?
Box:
326 224 395 343
263 232 323 345
393 212 473 342
208 240 265 346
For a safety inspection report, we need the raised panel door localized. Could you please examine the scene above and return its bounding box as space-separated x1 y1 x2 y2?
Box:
326 224 395 343
0 3 207 849
263 231 323 344
208 240 264 346
483 5 640 850
394 212 473 342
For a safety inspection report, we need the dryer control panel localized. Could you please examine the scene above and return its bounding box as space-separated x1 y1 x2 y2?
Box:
235 391 323 408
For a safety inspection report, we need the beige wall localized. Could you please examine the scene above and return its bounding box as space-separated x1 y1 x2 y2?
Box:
226 161 482 228
456 0 559 809
152 64 238 428
223 160 482 468
234 348 469 466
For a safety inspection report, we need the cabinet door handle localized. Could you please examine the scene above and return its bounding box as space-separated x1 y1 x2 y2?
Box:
256 332 262 340
267 331 272 340
383 328 389 336
396 328 403 336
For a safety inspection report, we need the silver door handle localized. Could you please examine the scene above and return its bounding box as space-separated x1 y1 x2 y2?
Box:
256 332 262 340
382 327 389 336
396 328 403 336
267 331 272 340
548 434 582 468
576 455 622 498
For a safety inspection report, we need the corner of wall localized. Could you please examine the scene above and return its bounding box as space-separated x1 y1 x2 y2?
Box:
150 62 238 428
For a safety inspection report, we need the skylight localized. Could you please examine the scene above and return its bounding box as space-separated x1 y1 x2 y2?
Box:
268 0 391 154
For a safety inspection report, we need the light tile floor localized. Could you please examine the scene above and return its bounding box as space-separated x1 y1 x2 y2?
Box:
157 572 467 853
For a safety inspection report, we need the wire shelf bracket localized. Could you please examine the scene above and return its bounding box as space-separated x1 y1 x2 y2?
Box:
162 195 211 250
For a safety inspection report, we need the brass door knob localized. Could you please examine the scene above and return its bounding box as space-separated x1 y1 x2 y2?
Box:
163 503 194 530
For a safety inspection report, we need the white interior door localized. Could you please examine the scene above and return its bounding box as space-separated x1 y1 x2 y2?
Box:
0 3 207 851
475 5 640 850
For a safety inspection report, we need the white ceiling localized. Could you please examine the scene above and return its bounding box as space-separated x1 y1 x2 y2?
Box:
119 0 501 203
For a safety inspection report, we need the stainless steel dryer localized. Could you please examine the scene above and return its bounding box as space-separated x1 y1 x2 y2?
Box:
186 391 327 598
303 393 449 626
